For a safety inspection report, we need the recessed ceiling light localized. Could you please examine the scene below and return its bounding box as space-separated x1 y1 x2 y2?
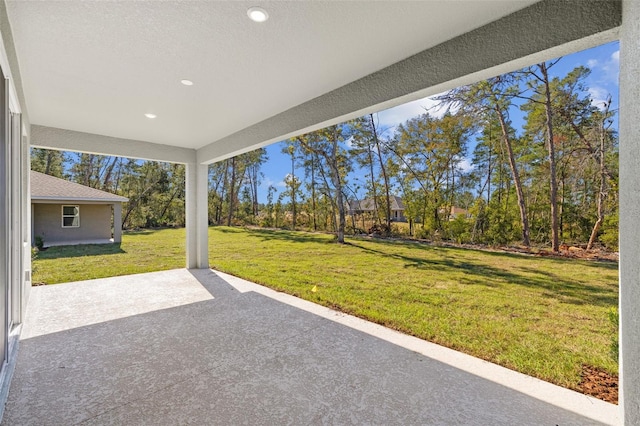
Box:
181 79 194 86
247 7 268 23
144 113 157 119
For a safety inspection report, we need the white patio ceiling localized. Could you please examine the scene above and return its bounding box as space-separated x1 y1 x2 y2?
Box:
7 0 620 164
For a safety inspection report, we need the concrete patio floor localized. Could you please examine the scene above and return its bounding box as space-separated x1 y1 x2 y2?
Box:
2 269 619 425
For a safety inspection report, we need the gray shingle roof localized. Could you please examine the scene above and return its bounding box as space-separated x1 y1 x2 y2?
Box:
31 171 128 202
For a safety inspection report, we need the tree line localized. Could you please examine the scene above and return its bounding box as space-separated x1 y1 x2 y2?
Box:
31 151 186 229
31 58 618 251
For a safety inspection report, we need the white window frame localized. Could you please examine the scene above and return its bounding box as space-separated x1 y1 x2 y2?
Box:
61 205 80 228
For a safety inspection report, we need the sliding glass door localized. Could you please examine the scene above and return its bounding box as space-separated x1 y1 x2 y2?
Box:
0 65 8 368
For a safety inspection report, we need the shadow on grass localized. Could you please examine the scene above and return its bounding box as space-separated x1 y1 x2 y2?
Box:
36 243 126 260
345 241 617 307
213 227 618 307
123 230 157 236
215 226 336 245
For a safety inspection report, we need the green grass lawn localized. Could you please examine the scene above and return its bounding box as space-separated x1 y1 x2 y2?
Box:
33 226 618 392
32 228 186 284
208 227 618 391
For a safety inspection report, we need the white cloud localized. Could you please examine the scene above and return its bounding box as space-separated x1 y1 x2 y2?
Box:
590 49 619 87
611 50 620 63
588 86 610 110
344 135 355 148
260 177 274 188
584 46 619 88
459 157 474 173
375 93 452 137
260 177 276 189
260 176 286 190
602 55 620 85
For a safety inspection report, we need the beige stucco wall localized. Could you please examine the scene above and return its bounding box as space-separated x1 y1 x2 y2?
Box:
32 203 113 244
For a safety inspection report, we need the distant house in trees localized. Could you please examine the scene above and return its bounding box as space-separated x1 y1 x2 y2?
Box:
348 195 406 222
30 171 128 247
448 206 471 220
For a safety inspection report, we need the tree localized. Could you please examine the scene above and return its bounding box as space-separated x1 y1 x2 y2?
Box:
369 114 393 230
282 144 299 229
206 148 267 226
550 66 618 248
392 111 471 234
350 117 381 226
587 98 614 250
244 148 268 219
292 125 352 243
350 114 394 231
439 76 531 247
521 61 561 251
30 148 66 177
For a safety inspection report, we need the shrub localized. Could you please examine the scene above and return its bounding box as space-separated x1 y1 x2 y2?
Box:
447 216 472 244
368 223 391 237
345 225 366 235
415 226 431 240
34 235 44 250
600 212 619 250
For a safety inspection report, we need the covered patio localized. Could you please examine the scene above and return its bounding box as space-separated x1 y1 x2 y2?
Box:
2 269 618 425
2 0 640 424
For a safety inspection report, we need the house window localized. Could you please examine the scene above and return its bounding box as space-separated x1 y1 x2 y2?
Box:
62 205 80 228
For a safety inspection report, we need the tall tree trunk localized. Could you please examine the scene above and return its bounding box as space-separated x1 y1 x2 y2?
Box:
227 157 236 227
365 137 380 225
540 63 560 251
370 114 391 230
587 153 605 250
495 105 530 247
112 158 124 193
217 160 229 225
248 164 259 218
327 135 346 243
587 104 610 250
45 150 55 175
315 156 337 233
560 169 566 240
83 154 95 186
487 122 493 203
159 187 181 221
449 159 456 213
102 156 119 191
290 148 296 230
331 164 346 243
311 157 317 231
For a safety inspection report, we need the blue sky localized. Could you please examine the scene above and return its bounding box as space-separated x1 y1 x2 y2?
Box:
258 40 620 204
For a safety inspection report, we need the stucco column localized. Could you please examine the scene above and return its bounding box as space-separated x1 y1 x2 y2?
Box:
196 163 209 268
620 1 640 423
185 162 209 269
113 203 122 243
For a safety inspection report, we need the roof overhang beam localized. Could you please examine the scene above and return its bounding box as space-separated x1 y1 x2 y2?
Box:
31 125 197 164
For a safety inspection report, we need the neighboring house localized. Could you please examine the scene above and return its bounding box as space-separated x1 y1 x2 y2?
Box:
30 171 128 247
349 196 406 222
448 206 471 221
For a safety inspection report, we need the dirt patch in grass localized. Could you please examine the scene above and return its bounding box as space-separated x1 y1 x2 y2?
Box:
580 365 618 404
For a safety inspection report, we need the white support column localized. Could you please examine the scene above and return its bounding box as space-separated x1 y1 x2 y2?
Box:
620 1 640 424
113 203 123 244
185 162 209 269
196 163 209 269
